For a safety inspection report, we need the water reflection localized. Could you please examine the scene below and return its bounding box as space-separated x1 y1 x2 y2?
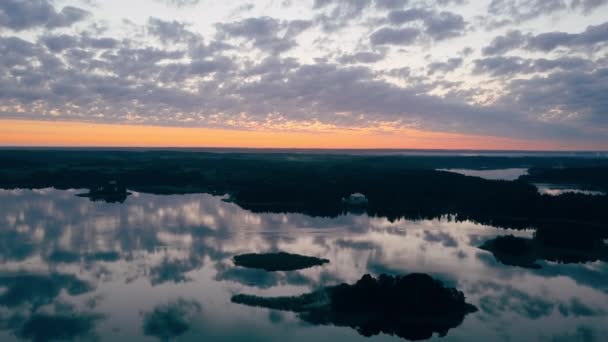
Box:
0 189 606 341
437 168 528 181
534 184 606 196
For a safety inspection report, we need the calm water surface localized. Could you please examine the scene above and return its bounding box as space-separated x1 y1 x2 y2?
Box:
534 184 606 196
437 168 529 181
0 189 606 341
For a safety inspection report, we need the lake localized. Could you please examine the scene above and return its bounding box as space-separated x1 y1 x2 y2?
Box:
0 188 606 341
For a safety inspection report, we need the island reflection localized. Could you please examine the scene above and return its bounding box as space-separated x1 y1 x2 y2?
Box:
0 189 606 341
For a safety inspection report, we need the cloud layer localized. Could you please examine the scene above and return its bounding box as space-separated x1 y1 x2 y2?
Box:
0 0 607 146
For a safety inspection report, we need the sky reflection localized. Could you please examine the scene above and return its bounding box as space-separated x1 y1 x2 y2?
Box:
437 168 529 181
0 189 606 341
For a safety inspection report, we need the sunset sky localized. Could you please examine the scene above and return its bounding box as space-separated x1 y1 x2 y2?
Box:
1 0 607 149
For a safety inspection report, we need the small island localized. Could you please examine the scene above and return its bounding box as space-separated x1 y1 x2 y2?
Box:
233 252 329 271
232 273 477 340
76 181 131 203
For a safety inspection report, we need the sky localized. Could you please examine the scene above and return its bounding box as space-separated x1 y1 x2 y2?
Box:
0 0 607 149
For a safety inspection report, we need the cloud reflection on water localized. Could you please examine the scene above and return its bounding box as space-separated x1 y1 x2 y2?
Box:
0 189 606 341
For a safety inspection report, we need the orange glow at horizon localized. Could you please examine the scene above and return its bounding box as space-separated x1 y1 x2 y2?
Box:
0 119 597 150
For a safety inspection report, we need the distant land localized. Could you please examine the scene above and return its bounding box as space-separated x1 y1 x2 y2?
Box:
0 146 607 157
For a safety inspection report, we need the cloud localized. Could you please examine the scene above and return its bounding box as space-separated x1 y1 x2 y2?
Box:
0 0 89 31
313 0 372 32
482 30 527 55
473 56 593 76
387 8 433 25
155 0 201 7
427 57 463 75
570 0 608 14
424 11 466 40
1 0 607 146
527 21 608 51
148 17 196 43
374 0 411 9
485 0 608 28
482 21 608 54
502 67 608 124
487 0 567 24
386 8 466 40
337 50 386 63
370 27 420 45
216 17 312 54
0 28 602 143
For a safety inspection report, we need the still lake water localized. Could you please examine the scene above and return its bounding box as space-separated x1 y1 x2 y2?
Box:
0 189 606 341
437 168 529 181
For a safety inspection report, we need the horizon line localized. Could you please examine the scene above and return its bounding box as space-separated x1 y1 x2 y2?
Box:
1 146 607 153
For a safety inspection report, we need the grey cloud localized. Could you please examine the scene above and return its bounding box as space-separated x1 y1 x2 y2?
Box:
148 17 196 43
503 67 608 125
0 0 89 31
313 0 334 8
220 17 279 38
39 33 117 52
217 17 312 54
485 0 606 27
488 0 567 23
473 56 594 76
527 22 608 51
386 8 466 40
40 34 79 52
155 0 200 7
313 0 372 32
227 61 586 140
528 31 579 51
46 6 89 28
571 0 608 14
83 36 119 49
241 56 301 77
482 30 527 55
159 56 235 83
483 22 608 54
424 11 466 40
427 57 462 75
387 8 432 24
374 0 411 9
436 0 468 4
385 66 411 78
473 56 538 76
370 27 420 45
337 50 386 63
313 1 465 39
